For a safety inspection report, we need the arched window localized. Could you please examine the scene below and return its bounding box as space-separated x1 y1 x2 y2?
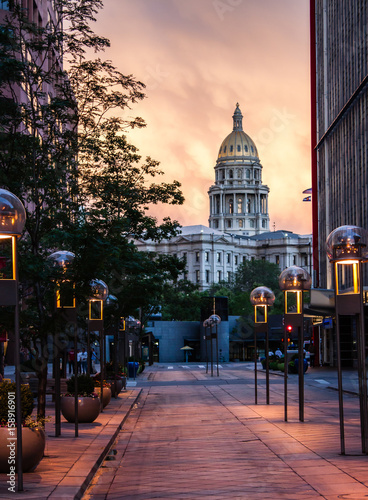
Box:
229 199 234 214
244 145 248 152
237 145 241 152
246 169 250 179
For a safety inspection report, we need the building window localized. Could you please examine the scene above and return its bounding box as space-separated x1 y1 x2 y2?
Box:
205 252 209 262
229 169 233 178
226 219 232 228
234 255 238 265
195 251 200 262
237 198 242 213
251 146 254 153
237 145 241 152
293 255 297 265
213 219 218 228
206 270 210 283
217 270 222 282
183 252 187 261
238 219 244 228
304 254 308 266
230 145 233 152
224 146 227 153
249 219 255 228
227 253 231 264
229 198 234 213
243 256 247 263
217 252 221 263
195 270 200 283
275 255 280 265
246 169 250 179
244 145 248 152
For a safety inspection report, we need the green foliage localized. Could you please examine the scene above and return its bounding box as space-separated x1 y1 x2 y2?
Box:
0 381 34 425
66 374 95 396
0 0 185 418
160 280 201 321
233 259 281 293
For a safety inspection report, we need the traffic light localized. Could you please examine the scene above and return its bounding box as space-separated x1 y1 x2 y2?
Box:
286 325 293 333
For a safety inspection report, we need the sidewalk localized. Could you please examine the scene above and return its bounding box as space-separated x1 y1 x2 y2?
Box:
0 387 141 499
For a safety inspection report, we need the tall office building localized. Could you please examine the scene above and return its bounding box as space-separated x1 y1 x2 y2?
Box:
311 0 368 288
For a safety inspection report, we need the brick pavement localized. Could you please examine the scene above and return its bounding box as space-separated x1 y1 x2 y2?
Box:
0 388 140 500
84 365 368 500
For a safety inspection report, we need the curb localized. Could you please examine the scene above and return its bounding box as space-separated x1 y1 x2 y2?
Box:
74 388 142 500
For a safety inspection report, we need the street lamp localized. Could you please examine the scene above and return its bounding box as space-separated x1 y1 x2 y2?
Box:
279 265 311 422
208 314 221 377
326 225 368 455
105 294 119 398
88 279 108 412
250 286 275 405
49 250 76 437
203 319 210 374
0 189 26 490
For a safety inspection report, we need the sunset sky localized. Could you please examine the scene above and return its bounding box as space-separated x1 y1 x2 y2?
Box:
95 0 312 235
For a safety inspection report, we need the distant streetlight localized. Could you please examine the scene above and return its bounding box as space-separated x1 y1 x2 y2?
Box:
0 189 26 490
88 279 109 412
105 294 119 398
203 319 210 374
326 225 368 455
208 314 221 377
250 286 275 405
279 265 311 422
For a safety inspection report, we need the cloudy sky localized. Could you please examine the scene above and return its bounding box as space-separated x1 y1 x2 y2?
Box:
95 0 312 234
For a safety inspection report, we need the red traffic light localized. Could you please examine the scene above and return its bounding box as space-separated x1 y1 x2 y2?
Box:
286 325 293 333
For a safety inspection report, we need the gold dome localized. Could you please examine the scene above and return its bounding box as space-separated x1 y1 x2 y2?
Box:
217 104 258 160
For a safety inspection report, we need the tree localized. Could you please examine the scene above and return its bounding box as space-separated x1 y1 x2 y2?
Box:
0 0 184 417
233 259 281 294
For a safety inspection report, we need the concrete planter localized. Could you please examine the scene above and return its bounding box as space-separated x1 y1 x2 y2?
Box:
60 395 100 423
0 426 45 473
94 387 112 408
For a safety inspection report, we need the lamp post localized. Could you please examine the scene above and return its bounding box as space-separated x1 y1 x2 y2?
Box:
0 189 26 490
88 279 108 413
49 250 76 437
250 286 275 405
203 319 210 374
326 225 368 455
105 294 119 398
208 314 221 377
279 265 311 422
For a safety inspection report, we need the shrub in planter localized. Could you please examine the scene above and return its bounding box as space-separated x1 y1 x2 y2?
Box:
62 374 100 423
66 374 95 396
0 382 46 473
0 381 34 425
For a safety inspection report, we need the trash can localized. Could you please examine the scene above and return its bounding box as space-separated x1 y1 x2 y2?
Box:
128 361 139 378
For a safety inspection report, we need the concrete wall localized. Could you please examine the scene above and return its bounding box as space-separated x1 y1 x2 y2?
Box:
149 321 200 363
148 320 232 363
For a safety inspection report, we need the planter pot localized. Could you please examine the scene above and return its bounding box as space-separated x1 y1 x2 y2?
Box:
0 426 45 473
94 387 112 408
108 379 122 396
60 395 100 423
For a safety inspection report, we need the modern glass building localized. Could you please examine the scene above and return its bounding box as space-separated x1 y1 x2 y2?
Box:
311 0 368 288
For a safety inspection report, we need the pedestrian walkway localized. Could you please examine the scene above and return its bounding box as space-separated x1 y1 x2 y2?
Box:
85 364 368 500
2 363 368 499
0 388 141 500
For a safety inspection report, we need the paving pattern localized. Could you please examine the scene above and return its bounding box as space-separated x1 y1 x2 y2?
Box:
84 365 368 500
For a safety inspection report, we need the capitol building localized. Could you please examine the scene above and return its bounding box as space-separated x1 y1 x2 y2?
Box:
136 104 312 290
